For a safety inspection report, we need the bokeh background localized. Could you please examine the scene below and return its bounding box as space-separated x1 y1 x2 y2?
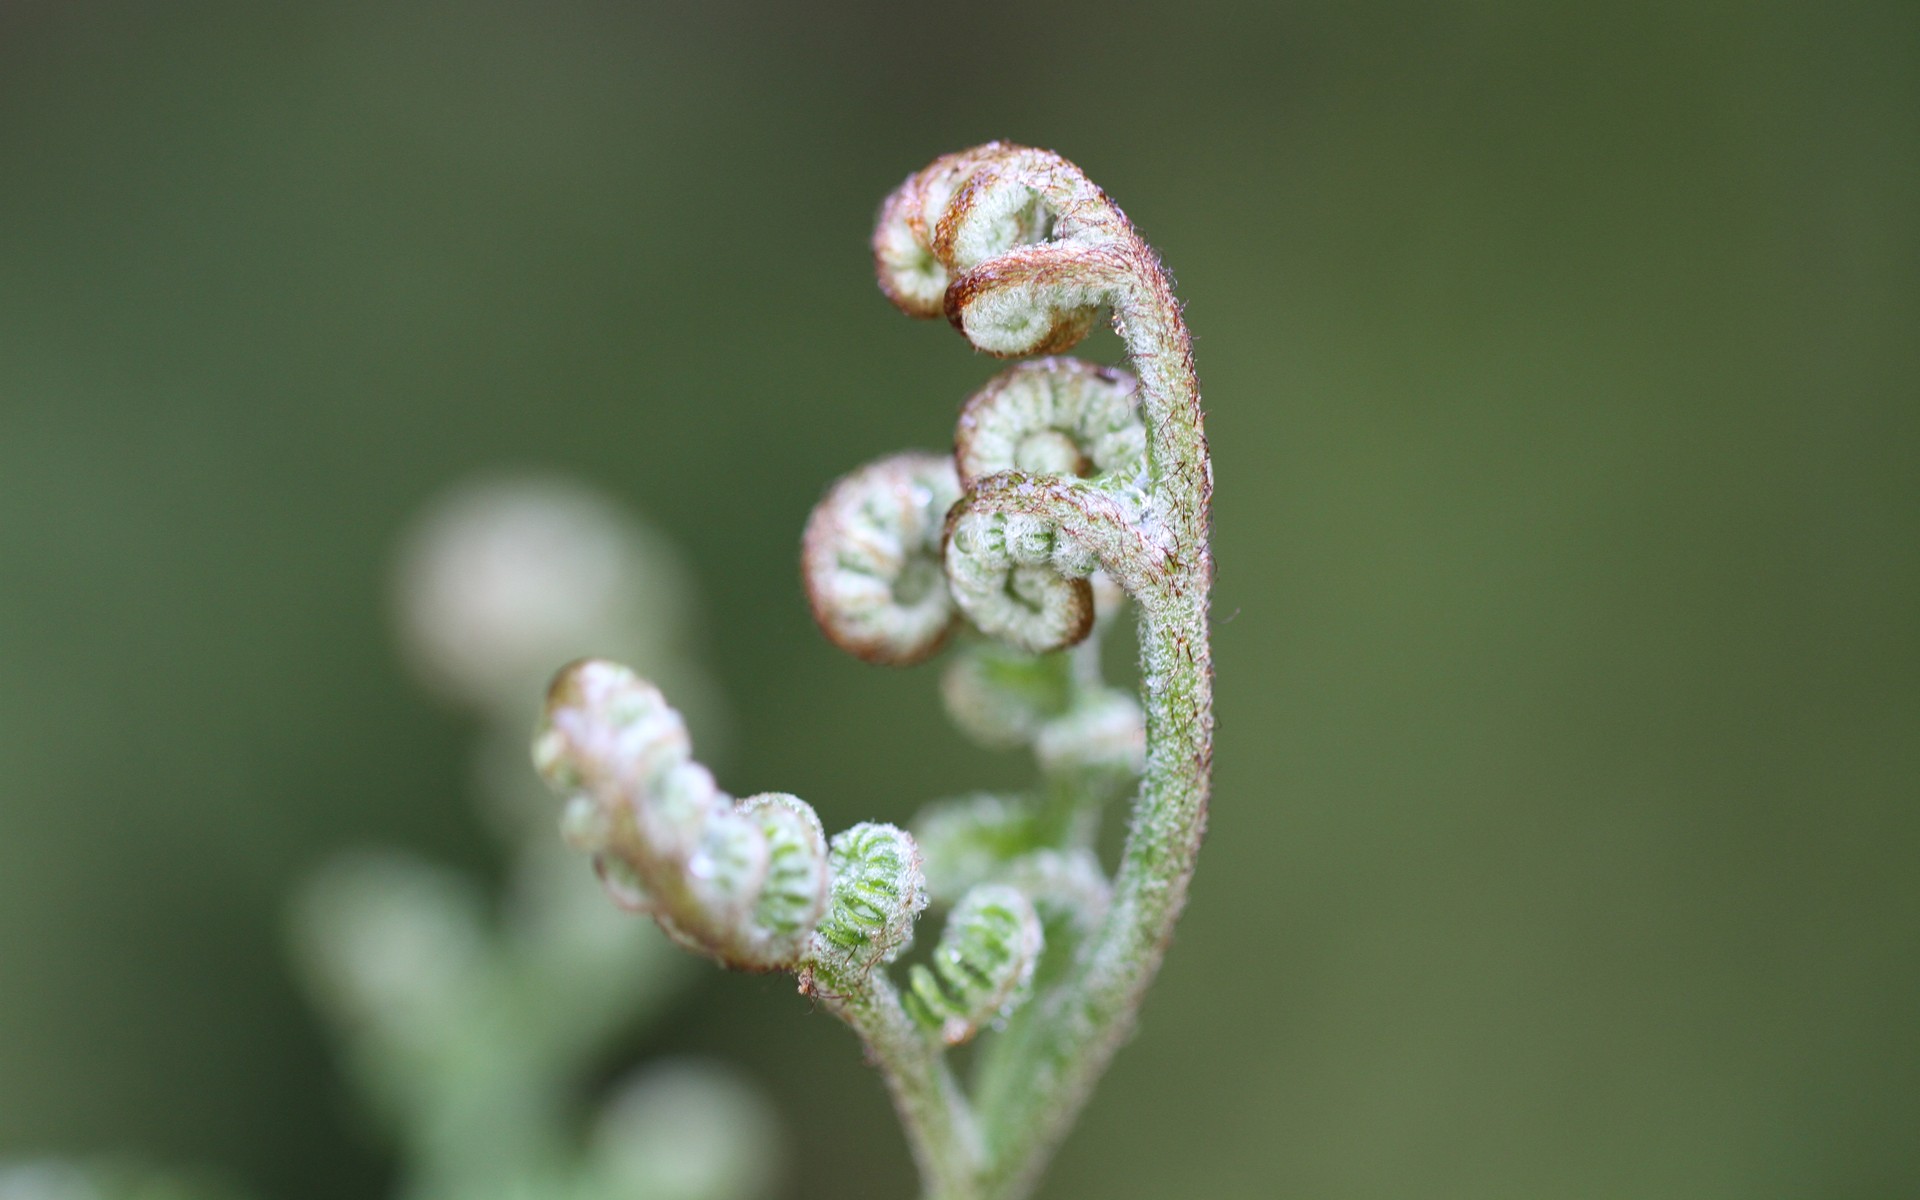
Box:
2 2 1916 1197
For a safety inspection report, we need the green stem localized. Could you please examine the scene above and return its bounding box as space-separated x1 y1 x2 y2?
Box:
826 973 986 1200
977 265 1214 1198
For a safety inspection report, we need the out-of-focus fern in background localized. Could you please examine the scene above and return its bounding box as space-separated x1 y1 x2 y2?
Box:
291 475 776 1200
0 3 1914 1198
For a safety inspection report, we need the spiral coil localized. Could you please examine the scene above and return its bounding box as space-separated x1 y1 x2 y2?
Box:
535 660 830 970
808 822 928 989
955 358 1145 489
903 884 1043 1046
802 452 962 666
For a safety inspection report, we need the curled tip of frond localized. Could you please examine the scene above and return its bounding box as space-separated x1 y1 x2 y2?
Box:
942 245 1117 359
944 505 1096 655
802 452 963 666
806 822 928 989
904 883 1044 1046
536 658 692 797
872 142 1021 319
534 660 829 970
739 793 831 945
955 358 1145 489
873 142 1141 359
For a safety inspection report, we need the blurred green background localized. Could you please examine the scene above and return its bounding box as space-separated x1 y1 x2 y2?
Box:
2 1 1916 1197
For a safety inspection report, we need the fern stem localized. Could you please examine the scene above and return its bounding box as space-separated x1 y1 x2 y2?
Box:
978 252 1214 1199
824 974 986 1200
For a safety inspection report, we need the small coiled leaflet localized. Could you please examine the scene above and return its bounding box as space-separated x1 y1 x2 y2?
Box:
903 884 1043 1047
741 793 836 944
535 659 829 971
802 452 963 666
944 357 1150 652
943 503 1096 655
943 470 1167 655
954 358 1145 489
806 822 928 992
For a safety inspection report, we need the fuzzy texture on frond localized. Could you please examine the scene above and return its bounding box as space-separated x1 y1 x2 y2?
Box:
535 661 831 971
535 141 1212 1200
802 452 964 666
904 884 1043 1046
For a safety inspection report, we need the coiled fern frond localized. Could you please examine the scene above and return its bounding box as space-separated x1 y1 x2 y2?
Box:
533 142 1213 1200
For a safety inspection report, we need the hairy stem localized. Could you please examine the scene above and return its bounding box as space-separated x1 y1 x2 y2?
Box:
824 974 985 1200
978 265 1213 1197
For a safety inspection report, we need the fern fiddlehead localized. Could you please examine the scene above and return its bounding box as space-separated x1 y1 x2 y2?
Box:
535 142 1211 1200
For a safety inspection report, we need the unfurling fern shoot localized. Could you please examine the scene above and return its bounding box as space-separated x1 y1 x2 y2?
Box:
534 143 1213 1200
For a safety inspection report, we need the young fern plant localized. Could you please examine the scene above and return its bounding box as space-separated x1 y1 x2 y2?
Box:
535 143 1212 1200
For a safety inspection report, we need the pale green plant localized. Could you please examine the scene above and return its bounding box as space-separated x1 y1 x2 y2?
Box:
295 476 779 1200
534 144 1213 1200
